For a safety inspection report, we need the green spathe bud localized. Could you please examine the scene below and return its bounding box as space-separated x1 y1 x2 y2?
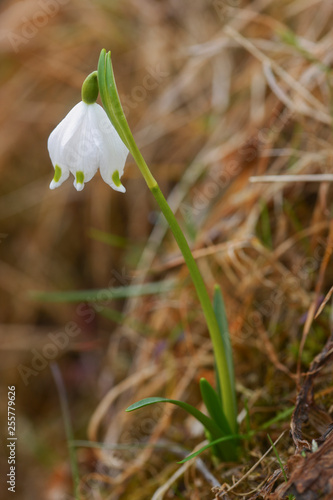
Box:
81 71 99 104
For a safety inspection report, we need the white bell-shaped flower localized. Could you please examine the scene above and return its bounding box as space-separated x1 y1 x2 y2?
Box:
48 87 129 192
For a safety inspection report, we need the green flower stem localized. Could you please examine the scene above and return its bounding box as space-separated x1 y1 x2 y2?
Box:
123 134 156 189
135 155 237 433
97 49 237 433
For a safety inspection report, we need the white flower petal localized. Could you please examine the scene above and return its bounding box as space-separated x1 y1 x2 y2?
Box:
47 100 129 191
62 106 99 181
73 180 84 191
73 170 85 191
93 104 129 191
49 164 70 189
47 102 86 169
110 181 126 193
68 103 101 182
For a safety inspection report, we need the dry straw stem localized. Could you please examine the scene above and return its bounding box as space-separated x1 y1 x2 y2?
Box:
250 174 333 183
150 439 210 500
88 364 158 442
224 26 331 123
87 337 212 487
315 285 333 319
217 431 286 498
120 0 276 314
297 219 333 383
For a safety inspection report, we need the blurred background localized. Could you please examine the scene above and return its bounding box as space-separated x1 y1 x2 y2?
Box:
1 0 333 498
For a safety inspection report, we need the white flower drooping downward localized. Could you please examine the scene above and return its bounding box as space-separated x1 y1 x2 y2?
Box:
48 72 129 192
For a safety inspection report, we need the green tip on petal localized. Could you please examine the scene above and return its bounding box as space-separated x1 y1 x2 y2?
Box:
76 171 84 184
74 171 85 191
50 165 62 189
81 71 99 104
112 170 122 187
54 164 62 182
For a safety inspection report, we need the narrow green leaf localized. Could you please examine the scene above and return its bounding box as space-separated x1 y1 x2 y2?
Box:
200 378 237 461
97 51 115 127
180 408 294 463
30 280 175 303
260 406 294 429
105 52 128 136
213 285 237 421
178 432 251 463
199 378 231 435
126 397 223 441
97 50 130 149
267 434 288 482
177 406 294 463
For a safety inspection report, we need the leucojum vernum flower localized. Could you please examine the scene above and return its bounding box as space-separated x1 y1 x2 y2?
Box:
48 72 129 192
47 51 239 480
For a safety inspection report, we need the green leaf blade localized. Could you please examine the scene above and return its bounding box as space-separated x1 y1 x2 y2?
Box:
126 397 223 441
97 49 130 149
199 378 230 434
213 285 237 425
178 432 248 463
200 378 238 461
30 280 175 303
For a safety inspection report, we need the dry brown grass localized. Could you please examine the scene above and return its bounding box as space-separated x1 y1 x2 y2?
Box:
1 0 333 498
